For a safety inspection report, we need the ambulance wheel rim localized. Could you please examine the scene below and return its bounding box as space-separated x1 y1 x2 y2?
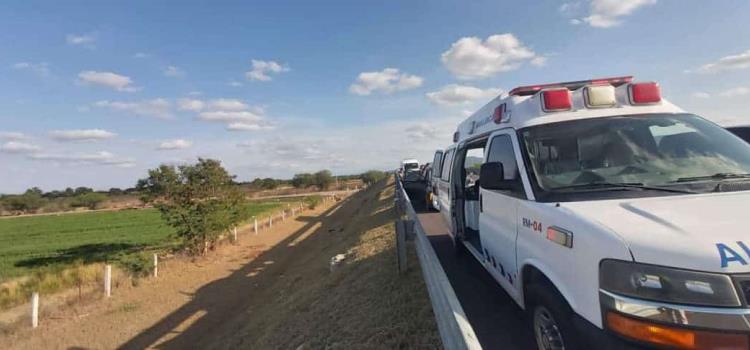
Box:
533 305 565 350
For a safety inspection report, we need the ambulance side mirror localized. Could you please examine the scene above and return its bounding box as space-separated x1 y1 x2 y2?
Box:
480 162 512 191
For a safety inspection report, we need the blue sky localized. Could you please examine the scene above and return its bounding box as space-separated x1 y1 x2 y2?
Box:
1 0 750 193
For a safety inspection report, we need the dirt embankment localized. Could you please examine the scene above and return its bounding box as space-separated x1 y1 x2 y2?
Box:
1 178 439 349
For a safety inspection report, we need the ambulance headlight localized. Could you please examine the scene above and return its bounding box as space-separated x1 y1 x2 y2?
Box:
599 260 741 307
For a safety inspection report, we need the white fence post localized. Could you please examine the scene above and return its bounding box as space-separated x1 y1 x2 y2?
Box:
31 292 39 328
254 217 258 235
282 210 285 221
153 254 158 278
269 215 272 229
233 226 238 242
104 265 112 297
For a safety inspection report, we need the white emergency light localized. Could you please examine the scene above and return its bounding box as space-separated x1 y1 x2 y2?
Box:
584 85 617 108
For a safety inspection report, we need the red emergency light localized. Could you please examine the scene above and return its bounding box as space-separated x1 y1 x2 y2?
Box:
509 76 633 96
541 89 572 112
629 82 661 104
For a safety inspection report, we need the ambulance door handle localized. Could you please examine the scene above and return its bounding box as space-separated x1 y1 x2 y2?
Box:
479 193 483 213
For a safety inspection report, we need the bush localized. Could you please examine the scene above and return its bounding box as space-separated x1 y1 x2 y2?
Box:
304 196 323 209
117 252 152 278
71 192 108 210
1 191 46 213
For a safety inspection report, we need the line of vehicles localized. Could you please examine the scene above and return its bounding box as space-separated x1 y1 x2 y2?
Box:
406 76 750 350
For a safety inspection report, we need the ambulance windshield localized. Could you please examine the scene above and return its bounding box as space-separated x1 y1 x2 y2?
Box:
520 114 750 196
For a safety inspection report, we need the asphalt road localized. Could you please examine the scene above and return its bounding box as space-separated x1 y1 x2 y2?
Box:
403 182 536 350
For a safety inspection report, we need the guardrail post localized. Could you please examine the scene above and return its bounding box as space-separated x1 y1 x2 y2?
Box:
104 265 112 297
153 254 158 278
396 220 407 273
31 292 39 328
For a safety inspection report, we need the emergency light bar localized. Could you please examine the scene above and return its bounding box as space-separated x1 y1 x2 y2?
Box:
509 76 633 96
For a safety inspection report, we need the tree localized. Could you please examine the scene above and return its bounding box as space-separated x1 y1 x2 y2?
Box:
292 173 314 188
26 187 43 196
74 187 93 195
137 158 244 255
3 191 46 213
361 170 387 185
313 170 333 190
108 188 124 196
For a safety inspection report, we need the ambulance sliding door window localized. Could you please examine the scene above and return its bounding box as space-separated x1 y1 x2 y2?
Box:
440 150 454 181
433 152 443 177
486 135 525 199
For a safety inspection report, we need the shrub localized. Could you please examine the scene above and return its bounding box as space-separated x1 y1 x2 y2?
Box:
71 192 108 210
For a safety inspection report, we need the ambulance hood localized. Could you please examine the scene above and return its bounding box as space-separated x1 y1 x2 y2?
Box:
561 191 750 273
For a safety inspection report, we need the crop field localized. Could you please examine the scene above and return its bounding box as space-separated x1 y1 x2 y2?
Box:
0 201 282 282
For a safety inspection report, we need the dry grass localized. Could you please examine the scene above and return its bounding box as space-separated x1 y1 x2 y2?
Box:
226 179 440 349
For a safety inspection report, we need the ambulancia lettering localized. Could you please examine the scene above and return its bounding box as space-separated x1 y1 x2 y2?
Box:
716 242 750 268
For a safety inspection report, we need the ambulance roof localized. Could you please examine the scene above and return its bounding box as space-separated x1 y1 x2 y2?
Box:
454 76 684 144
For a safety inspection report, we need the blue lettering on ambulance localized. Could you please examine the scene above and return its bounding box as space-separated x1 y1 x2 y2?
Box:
717 243 748 268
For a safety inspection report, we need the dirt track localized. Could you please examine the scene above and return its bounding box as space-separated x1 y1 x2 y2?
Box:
1 179 439 349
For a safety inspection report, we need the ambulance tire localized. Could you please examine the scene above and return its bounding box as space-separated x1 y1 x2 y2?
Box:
526 282 582 350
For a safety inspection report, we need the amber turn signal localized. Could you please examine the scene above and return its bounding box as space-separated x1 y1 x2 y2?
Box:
606 312 749 350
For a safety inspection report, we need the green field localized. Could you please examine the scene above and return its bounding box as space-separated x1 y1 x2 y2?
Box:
0 202 282 282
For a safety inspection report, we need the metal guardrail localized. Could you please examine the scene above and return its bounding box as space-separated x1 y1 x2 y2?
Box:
394 176 482 350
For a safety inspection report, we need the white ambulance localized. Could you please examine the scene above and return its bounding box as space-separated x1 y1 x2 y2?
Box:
435 76 750 349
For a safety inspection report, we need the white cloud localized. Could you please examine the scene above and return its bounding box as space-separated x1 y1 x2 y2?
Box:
78 71 138 92
198 110 264 123
559 2 582 14
30 151 135 167
176 98 249 112
696 50 750 73
208 98 248 111
426 84 503 106
0 141 41 154
50 129 117 142
0 132 27 140
349 68 424 95
226 122 274 132
228 81 244 87
581 0 656 28
157 139 192 150
12 62 50 76
719 87 750 98
133 52 149 59
692 92 711 99
177 98 205 112
245 59 290 81
66 33 96 46
441 34 540 80
94 99 173 119
164 66 186 78
405 124 442 141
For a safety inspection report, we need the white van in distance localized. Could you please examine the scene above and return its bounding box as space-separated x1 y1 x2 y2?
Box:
434 76 750 350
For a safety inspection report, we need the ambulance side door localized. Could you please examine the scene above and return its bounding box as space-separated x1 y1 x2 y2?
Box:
479 131 527 293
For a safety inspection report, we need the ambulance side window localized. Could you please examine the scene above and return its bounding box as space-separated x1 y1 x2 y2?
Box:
487 135 525 198
432 151 443 177
441 150 454 181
